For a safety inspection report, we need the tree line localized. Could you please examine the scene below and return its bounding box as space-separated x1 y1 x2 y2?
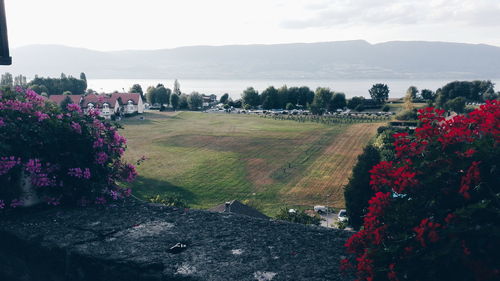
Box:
136 79 204 111
240 83 392 114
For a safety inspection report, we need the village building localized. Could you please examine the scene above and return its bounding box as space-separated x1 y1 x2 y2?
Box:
202 94 217 108
48 93 144 119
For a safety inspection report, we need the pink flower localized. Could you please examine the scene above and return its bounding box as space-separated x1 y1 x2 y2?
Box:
93 138 104 148
0 156 20 176
95 152 108 165
68 168 91 179
67 103 82 113
34 111 49 122
95 197 107 205
10 199 24 208
0 200 5 209
70 122 82 134
45 197 61 206
88 108 101 118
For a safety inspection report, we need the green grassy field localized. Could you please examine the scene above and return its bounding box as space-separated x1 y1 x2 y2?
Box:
121 111 382 216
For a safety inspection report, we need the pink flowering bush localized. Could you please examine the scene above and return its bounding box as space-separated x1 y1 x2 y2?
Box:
0 87 137 208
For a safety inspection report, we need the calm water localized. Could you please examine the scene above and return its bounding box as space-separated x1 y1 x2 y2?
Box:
88 78 500 100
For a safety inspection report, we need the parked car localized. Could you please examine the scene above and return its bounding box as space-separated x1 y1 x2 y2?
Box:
337 209 348 222
314 205 328 214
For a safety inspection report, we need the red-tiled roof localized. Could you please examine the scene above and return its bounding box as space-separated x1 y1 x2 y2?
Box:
83 94 117 108
48 95 82 105
113 93 141 105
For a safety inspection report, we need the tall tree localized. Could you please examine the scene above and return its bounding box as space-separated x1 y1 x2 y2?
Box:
14 74 27 87
219 93 229 104
130 84 144 100
420 89 436 101
179 94 189 109
173 79 181 95
0 72 13 88
79 72 87 82
298 86 314 107
155 86 169 105
406 86 418 101
241 87 260 108
170 94 179 110
347 96 365 110
260 86 279 109
310 87 332 114
329 92 347 111
188 92 203 110
277 85 289 109
344 145 381 230
369 83 390 104
146 86 157 105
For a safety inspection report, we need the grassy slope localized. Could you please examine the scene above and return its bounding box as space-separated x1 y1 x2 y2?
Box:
121 111 382 216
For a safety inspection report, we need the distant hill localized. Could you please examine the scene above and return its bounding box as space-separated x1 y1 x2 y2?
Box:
6 40 500 79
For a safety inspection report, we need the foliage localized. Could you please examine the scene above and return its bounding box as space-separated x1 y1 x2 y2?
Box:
59 96 74 112
28 75 87 96
146 85 171 106
436 80 495 107
261 86 279 109
29 84 49 95
179 94 189 110
173 79 181 95
347 96 365 110
421 89 436 101
369 83 390 104
395 109 418 121
337 220 348 229
276 208 321 226
170 94 180 110
285 102 295 110
0 72 13 88
149 194 189 208
242 87 260 108
382 105 390 112
343 101 500 281
344 145 381 230
309 87 332 115
330 92 347 111
219 93 229 104
129 84 144 100
156 86 171 106
406 86 418 101
188 92 203 110
0 87 137 209
14 74 27 87
445 96 466 113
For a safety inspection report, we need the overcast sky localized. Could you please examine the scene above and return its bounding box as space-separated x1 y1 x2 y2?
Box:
6 0 500 51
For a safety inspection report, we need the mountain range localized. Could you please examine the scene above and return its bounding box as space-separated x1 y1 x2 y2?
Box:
5 40 500 79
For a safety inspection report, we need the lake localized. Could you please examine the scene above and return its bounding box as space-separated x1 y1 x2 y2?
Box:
87 78 500 100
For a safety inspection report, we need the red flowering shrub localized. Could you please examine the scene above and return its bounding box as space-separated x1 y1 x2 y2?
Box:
0 87 137 208
343 100 500 281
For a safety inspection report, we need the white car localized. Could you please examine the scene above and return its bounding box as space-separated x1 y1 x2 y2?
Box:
337 209 348 222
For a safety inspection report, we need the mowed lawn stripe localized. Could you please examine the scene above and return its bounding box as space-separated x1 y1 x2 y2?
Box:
283 122 382 208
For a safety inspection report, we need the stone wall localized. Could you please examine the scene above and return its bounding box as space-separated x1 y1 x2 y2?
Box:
0 200 353 281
